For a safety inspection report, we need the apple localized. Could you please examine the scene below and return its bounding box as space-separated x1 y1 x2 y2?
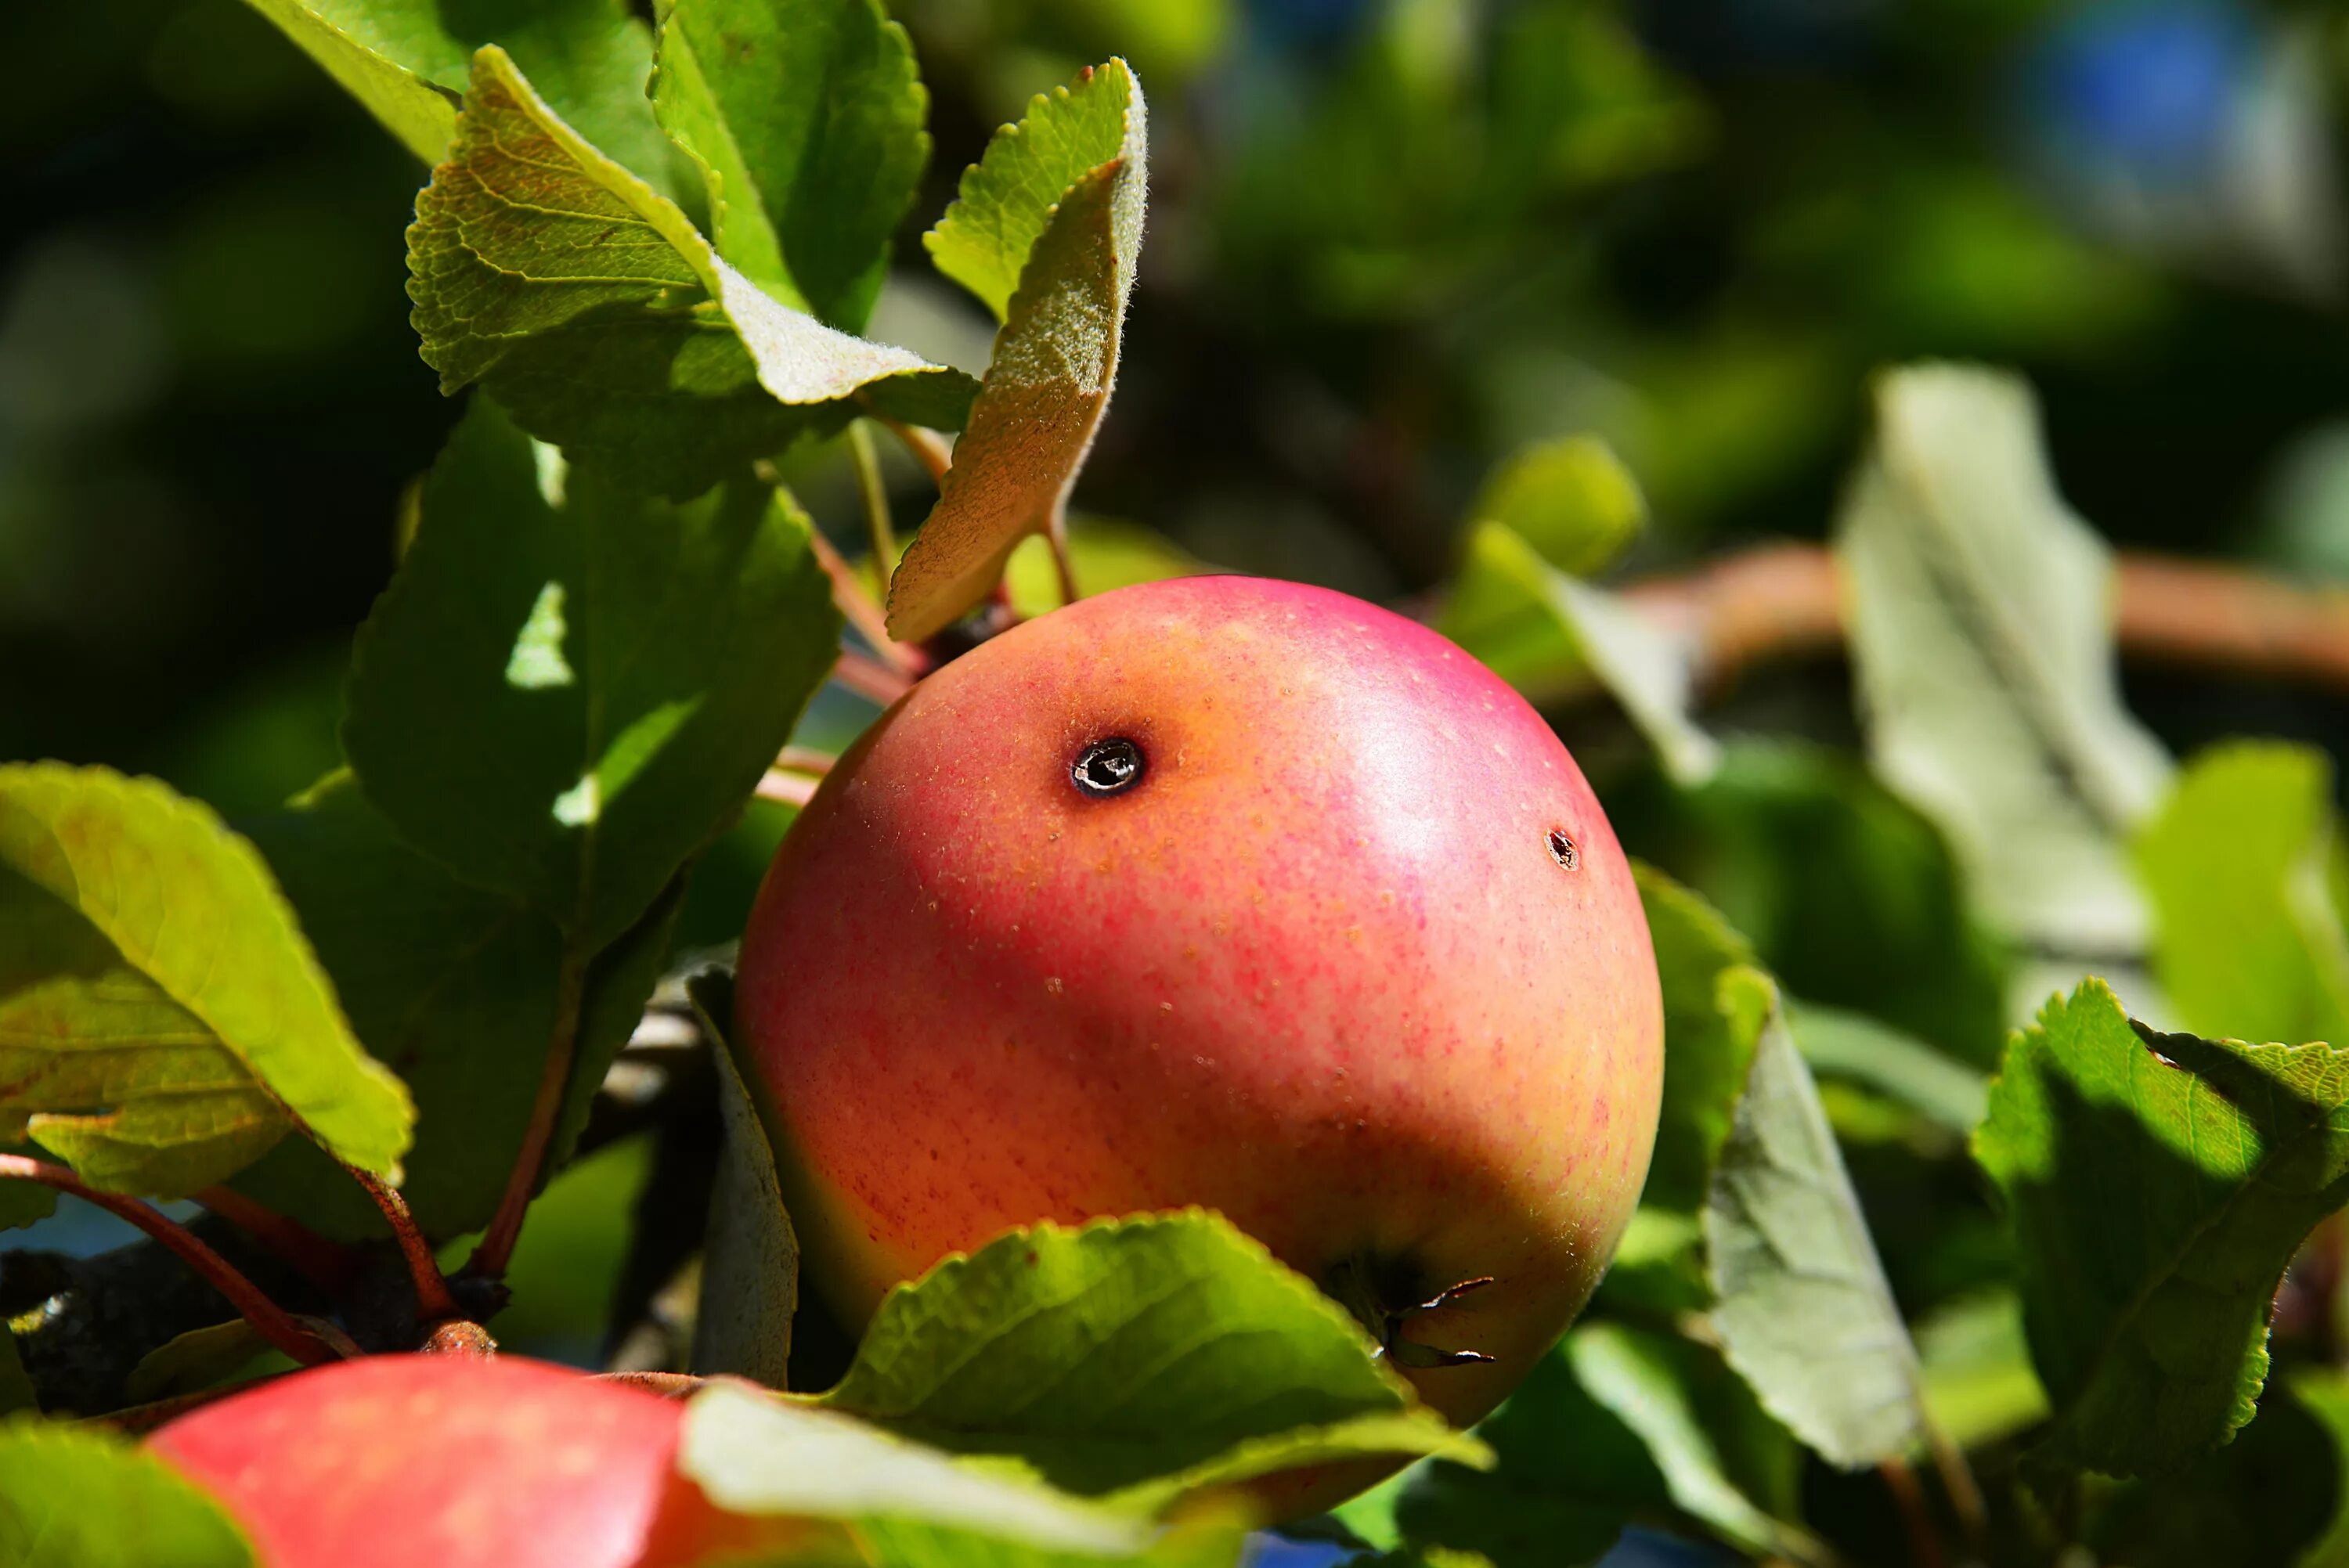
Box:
739 576 1662 1439
149 1355 785 1568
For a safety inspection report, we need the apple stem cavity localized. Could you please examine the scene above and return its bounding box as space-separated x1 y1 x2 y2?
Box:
0 1152 347 1369
1070 737 1146 798
1322 1252 1499 1372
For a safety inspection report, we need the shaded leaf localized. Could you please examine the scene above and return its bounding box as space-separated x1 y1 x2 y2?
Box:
686 970 799 1386
1789 1001 1990 1135
125 1321 273 1404
1398 1325 1817 1567
345 398 839 948
818 1212 1485 1506
1440 523 1718 785
235 0 676 188
407 48 972 498
2136 741 2349 1048
1633 863 1762 1215
0 765 410 1188
2288 1368 2349 1567
2078 1382 2343 1568
886 63 1149 642
233 778 674 1240
1835 363 2171 957
1972 979 2349 1474
680 1383 1149 1555
926 62 1143 323
1468 434 1644 578
1612 739 2011 1067
1706 975 1928 1467
0 1144 56 1229
0 1415 257 1567
651 0 928 330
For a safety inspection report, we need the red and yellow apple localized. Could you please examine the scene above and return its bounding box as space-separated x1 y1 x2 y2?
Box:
739 575 1662 1438
149 1356 779 1568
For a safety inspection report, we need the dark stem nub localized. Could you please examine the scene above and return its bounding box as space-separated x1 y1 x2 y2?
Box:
1071 736 1146 798
1324 1253 1498 1370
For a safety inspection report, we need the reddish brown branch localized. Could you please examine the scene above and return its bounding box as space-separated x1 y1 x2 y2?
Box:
468 949 588 1282
0 1155 341 1369
343 1164 460 1323
809 530 928 679
193 1185 362 1298
831 649 915 706
1611 543 2349 696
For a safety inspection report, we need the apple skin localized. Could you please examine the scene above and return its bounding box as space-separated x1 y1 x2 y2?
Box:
149 1356 781 1568
741 575 1662 1436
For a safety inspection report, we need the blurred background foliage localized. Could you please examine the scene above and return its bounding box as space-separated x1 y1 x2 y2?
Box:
5 0 2349 1370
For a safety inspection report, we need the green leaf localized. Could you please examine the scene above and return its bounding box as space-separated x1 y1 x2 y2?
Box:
680 1382 1152 1555
685 970 799 1385
885 63 1149 642
1467 434 1644 578
817 1212 1486 1507
1705 975 1928 1467
1398 1325 1817 1566
2136 741 2349 1048
407 48 974 499
231 777 674 1240
1835 364 2172 957
1438 522 1718 785
1972 979 2349 1475
0 1415 258 1567
1633 863 1763 1214
1914 1292 2048 1451
235 0 677 189
926 62 1143 323
125 1321 275 1404
1616 740 2011 1067
0 765 412 1189
651 0 928 330
1788 1001 1990 1134
345 397 839 949
2079 1383 2344 1568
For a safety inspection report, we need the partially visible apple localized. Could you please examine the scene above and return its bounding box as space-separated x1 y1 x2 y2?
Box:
740 575 1663 1438
150 1356 784 1568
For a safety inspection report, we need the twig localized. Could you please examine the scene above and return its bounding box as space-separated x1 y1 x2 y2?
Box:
832 648 915 706
1045 502 1081 609
756 771 822 808
341 1164 459 1323
808 530 927 679
467 948 590 1281
1921 1412 1989 1552
193 1186 362 1297
0 1155 341 1370
1611 542 2349 697
594 1370 705 1400
868 411 952 485
847 421 899 569
1878 1456 1947 1568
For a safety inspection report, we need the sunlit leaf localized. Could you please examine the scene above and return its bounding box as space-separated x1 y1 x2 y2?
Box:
818 1212 1485 1507
2136 741 2349 1049
1835 364 2171 958
0 766 412 1189
0 1416 257 1568
1973 979 2349 1474
651 0 928 330
407 48 972 497
1468 434 1644 578
886 62 1148 642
